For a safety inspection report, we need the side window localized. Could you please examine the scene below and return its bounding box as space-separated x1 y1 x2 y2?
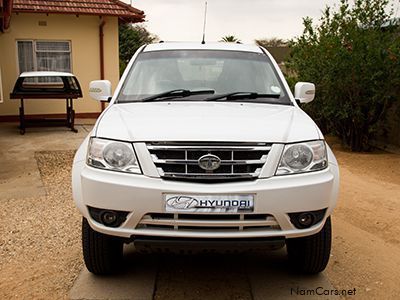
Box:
67 77 80 91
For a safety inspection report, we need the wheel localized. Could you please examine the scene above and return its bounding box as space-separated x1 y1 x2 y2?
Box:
82 217 123 275
286 216 332 274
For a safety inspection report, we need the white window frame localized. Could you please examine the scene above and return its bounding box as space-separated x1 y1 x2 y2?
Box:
16 39 73 75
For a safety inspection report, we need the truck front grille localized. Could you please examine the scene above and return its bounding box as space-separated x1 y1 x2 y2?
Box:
136 213 281 232
146 142 271 182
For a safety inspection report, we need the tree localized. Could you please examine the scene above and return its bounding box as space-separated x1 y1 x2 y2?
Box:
255 37 288 48
220 35 240 43
119 24 158 75
287 0 400 151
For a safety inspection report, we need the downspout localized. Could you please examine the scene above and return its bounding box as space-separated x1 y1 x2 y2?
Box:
99 17 106 111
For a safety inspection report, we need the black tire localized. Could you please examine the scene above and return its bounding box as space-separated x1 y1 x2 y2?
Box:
82 217 123 275
286 216 332 274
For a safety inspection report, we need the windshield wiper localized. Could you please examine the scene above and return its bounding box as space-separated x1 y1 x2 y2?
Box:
141 89 215 102
203 92 281 102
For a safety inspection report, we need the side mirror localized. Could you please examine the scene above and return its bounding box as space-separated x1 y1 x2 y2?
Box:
294 82 315 104
89 80 112 102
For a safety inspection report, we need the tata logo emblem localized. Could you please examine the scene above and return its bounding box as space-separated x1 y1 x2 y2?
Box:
166 196 199 210
198 154 221 171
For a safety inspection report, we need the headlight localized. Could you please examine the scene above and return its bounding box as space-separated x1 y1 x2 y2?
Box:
276 140 327 175
87 138 141 174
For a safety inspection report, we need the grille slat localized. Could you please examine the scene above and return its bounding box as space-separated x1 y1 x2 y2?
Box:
147 142 271 182
162 173 256 180
139 218 279 227
147 145 272 151
136 213 281 232
153 159 267 165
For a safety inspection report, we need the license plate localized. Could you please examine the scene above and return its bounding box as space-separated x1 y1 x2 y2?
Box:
164 194 254 213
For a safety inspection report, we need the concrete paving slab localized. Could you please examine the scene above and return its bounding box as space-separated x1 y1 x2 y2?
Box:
69 246 157 300
75 119 98 126
0 160 45 199
152 248 337 300
246 249 339 300
70 247 337 300
0 122 93 200
154 252 253 299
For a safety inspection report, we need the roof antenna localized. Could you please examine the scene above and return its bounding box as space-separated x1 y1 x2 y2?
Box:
201 1 208 44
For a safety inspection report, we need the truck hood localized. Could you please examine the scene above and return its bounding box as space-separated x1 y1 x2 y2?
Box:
95 102 321 143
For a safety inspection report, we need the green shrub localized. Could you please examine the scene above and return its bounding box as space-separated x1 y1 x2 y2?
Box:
119 24 158 76
287 0 400 151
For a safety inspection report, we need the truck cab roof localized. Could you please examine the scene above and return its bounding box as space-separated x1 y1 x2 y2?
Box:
143 42 264 53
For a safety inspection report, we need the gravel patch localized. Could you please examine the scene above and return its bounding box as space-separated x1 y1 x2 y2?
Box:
0 151 82 299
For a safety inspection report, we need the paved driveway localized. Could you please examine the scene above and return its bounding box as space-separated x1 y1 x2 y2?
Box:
70 245 337 300
0 121 337 300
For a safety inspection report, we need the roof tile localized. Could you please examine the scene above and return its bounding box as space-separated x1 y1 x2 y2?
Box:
12 0 144 22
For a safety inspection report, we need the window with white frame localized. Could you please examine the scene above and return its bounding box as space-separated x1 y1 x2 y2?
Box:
17 40 72 75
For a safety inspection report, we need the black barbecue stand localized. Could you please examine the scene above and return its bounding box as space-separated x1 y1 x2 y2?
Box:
10 74 83 135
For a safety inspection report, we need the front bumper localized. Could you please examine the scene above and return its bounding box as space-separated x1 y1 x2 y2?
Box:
73 159 339 239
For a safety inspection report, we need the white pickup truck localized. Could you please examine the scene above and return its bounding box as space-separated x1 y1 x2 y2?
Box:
72 42 339 275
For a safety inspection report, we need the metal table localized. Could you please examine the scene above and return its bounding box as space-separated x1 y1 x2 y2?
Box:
10 72 83 134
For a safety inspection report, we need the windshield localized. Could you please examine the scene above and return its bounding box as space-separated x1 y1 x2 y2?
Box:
117 50 291 104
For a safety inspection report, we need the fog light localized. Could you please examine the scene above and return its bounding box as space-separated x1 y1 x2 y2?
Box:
297 213 314 228
101 211 118 225
88 206 129 228
288 208 327 229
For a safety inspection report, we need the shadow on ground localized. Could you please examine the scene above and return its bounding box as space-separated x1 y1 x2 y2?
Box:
70 245 337 300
